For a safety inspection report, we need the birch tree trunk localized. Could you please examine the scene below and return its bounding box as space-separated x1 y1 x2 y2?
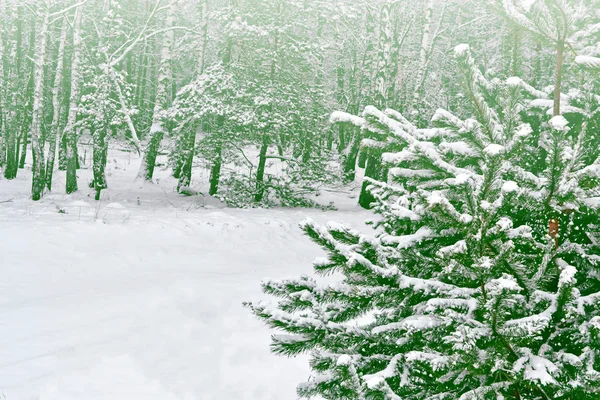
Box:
64 4 83 194
109 65 141 153
342 7 377 183
358 3 394 207
90 74 111 200
0 0 6 169
45 17 67 191
92 124 108 200
413 0 433 102
18 21 36 171
90 1 113 200
30 3 50 201
136 0 177 182
177 0 208 192
341 49 360 181
3 3 21 179
374 2 392 109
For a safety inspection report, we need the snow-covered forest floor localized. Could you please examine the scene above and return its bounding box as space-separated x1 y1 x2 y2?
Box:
0 145 370 400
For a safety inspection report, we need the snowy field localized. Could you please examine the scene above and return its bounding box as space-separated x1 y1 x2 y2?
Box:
0 146 369 400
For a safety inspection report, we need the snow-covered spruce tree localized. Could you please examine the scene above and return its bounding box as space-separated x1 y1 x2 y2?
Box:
247 45 600 399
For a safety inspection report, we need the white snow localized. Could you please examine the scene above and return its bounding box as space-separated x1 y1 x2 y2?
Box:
483 144 505 156
382 227 434 249
382 150 416 164
105 202 127 209
437 240 468 257
329 110 366 127
439 141 478 157
372 315 444 334
575 55 600 69
485 274 522 295
427 191 445 205
513 351 559 386
584 197 600 209
506 76 522 87
549 115 570 132
515 124 533 137
39 355 180 400
502 181 519 193
432 108 463 128
0 145 371 400
454 43 470 55
557 259 577 286
495 217 514 231
506 78 548 99
336 354 352 366
529 99 554 109
389 168 438 178
364 375 385 389
404 351 449 370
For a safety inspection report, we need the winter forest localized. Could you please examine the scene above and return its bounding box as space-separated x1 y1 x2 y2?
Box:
1 0 600 399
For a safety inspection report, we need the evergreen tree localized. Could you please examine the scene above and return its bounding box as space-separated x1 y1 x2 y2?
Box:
247 45 600 399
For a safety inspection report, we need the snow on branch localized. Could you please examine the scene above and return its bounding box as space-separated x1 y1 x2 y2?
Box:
329 111 366 128
398 274 476 298
575 55 600 70
506 76 549 99
363 106 481 182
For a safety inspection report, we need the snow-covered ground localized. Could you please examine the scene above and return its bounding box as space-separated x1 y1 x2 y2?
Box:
0 145 369 400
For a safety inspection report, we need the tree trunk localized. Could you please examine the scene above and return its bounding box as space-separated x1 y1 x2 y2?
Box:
58 135 67 170
4 129 17 178
64 5 83 194
374 3 392 109
414 0 433 103
553 40 565 116
109 65 141 153
359 8 377 107
358 151 379 209
30 6 50 201
3 127 17 178
3 4 22 179
0 122 5 168
254 139 269 203
172 138 185 179
136 0 177 181
176 124 197 191
18 128 27 169
302 137 312 164
209 141 222 196
45 17 67 191
343 131 360 182
92 128 108 200
17 13 34 172
0 0 5 169
175 0 208 189
134 52 147 110
197 0 208 75
137 126 164 181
